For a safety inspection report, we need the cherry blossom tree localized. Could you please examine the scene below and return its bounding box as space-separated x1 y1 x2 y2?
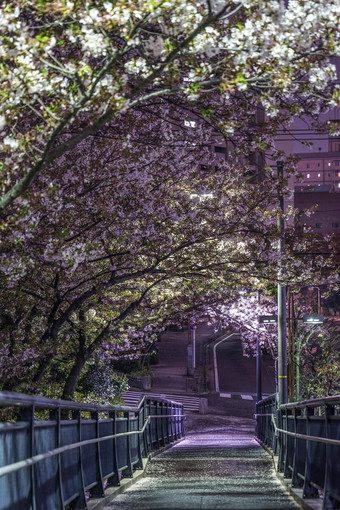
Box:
1 0 339 399
0 103 305 396
1 95 339 400
0 0 339 212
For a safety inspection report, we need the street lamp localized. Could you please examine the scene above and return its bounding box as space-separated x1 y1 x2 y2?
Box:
308 285 321 314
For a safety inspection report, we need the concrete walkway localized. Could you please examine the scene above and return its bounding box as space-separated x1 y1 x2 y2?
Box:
104 415 300 510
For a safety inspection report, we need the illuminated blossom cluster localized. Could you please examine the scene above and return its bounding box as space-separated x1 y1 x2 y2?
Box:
0 0 339 212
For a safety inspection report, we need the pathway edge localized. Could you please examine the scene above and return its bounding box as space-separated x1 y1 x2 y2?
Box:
88 438 185 510
255 437 323 510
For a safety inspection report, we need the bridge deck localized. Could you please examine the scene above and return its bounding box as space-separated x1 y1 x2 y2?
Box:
103 414 300 509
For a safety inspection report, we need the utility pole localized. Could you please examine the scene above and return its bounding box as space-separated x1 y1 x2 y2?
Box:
277 161 288 405
256 290 262 402
288 288 296 402
187 322 196 376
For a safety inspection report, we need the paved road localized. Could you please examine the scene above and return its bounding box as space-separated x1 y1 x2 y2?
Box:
104 414 299 509
216 334 276 396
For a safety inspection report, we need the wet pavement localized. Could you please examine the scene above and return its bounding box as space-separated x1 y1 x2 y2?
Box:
104 414 300 509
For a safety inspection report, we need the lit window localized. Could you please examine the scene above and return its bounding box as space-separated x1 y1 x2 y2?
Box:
307 173 310 178
338 183 340 188
317 173 321 177
338 172 340 177
328 162 331 166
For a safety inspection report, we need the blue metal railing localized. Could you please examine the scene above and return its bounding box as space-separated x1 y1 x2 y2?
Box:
0 391 185 510
255 393 340 510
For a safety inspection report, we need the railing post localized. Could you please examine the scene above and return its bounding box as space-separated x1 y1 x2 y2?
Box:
164 402 170 444
303 407 319 498
283 408 294 478
122 411 133 478
255 401 260 440
277 407 285 472
90 411 105 498
291 408 303 488
70 410 87 509
135 409 144 469
160 401 166 446
147 399 153 451
180 405 185 437
19 405 36 510
155 401 160 449
173 404 178 441
49 408 65 509
142 399 149 457
170 403 175 442
108 411 120 487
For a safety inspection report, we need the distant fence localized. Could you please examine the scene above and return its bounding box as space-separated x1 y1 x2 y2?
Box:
255 393 340 510
0 391 185 510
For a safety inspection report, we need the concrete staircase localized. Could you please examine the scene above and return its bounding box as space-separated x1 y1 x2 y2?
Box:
103 414 300 509
122 390 200 412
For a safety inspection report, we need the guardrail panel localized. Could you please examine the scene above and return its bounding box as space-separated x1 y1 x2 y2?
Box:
0 391 185 509
60 420 81 505
81 420 98 490
34 422 60 510
304 417 326 495
0 423 31 510
98 419 114 480
116 418 128 472
255 393 340 510
292 416 306 488
149 401 157 445
325 416 340 508
130 417 139 466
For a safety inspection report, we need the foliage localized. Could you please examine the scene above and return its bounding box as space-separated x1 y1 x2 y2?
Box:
0 0 339 212
298 324 340 399
77 362 129 406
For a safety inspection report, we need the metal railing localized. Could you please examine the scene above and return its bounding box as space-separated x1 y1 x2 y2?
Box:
255 393 340 510
0 391 185 510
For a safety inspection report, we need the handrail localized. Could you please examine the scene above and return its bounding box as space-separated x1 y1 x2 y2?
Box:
256 393 278 405
0 389 183 413
280 394 340 410
255 413 340 446
255 393 340 510
0 390 185 509
0 420 153 478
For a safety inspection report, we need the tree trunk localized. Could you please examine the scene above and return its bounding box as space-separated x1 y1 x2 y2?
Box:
62 354 89 400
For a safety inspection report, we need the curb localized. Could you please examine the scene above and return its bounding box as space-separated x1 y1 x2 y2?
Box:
88 438 185 509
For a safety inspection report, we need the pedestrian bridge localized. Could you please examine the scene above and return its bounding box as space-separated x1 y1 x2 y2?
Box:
0 391 339 509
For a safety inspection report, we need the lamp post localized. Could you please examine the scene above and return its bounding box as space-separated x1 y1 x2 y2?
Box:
308 285 321 314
